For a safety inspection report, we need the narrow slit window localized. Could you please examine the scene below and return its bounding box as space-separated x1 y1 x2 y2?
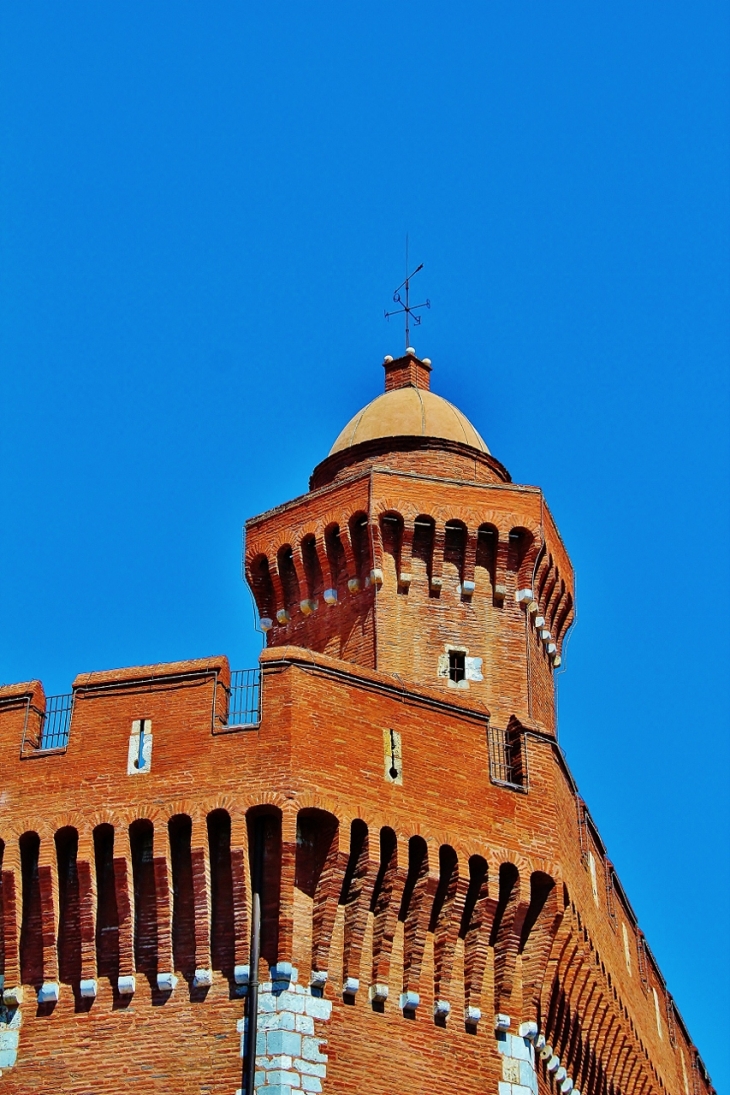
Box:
448 651 465 684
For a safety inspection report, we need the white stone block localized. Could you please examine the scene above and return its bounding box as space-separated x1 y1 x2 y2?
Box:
299 599 316 616
498 1084 512 1095
539 629 551 642
2 986 23 1007
430 576 443 590
301 1036 327 1063
534 616 545 629
555 1066 567 1083
370 569 383 587
293 1059 326 1078
267 1071 301 1088
259 993 278 1013
516 589 534 603
127 729 153 775
535 1034 546 1051
399 990 420 1011
519 1060 538 1089
0 1031 19 1051
80 978 98 998
323 588 338 605
369 982 389 1003
193 968 213 988
265 1055 293 1070
2 1007 21 1030
267 1030 302 1057
465 1006 481 1024
398 572 413 589
263 1087 293 1095
275 991 305 1013
0 1049 18 1070
508 1035 532 1061
539 1043 553 1060
303 996 332 1020
260 617 273 631
38 981 60 1003
309 969 328 990
547 1055 561 1073
560 1076 574 1094
234 964 250 986
553 654 562 668
271 961 294 983
503 1057 521 1083
295 1014 315 1034
495 1013 511 1031
301 1078 322 1093
260 1011 296 1032
347 578 361 593
462 579 476 595
434 999 451 1018
465 656 483 681
276 609 291 625
519 1020 539 1041
342 977 359 996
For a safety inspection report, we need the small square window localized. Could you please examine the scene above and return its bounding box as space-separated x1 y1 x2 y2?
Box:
448 651 466 683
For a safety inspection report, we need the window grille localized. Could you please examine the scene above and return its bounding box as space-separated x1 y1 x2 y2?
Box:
576 798 589 863
448 651 466 683
636 933 650 994
605 862 617 927
487 724 528 792
666 997 677 1048
38 694 73 751
223 668 262 729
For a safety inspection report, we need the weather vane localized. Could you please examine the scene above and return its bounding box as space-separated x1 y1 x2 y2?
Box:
385 236 430 351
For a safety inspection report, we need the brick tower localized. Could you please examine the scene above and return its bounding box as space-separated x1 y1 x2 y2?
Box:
0 349 713 1095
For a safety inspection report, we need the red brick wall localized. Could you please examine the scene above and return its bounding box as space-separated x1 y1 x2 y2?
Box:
0 650 711 1095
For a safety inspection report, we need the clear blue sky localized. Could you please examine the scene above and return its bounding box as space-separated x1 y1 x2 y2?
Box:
1 3 728 1086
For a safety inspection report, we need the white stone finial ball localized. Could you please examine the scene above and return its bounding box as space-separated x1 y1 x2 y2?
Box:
406 346 416 356
383 355 394 364
422 358 431 366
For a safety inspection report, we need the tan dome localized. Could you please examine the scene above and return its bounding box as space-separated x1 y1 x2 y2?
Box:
329 386 489 455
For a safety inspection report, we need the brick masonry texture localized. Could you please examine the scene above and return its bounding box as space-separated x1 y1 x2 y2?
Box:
0 355 713 1095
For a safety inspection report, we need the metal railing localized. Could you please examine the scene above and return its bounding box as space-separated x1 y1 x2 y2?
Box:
225 668 261 728
487 724 528 792
39 693 74 751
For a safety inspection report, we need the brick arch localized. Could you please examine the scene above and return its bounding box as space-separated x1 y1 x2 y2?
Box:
6 818 57 845
46 809 89 836
247 552 276 620
509 525 540 588
196 792 248 828
119 805 164 829
372 496 420 522
292 789 346 821
84 807 123 832
239 790 292 813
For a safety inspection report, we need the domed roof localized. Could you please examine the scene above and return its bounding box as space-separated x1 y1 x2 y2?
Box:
329 385 490 456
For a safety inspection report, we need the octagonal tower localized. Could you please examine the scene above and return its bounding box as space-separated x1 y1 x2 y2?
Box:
245 350 575 735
